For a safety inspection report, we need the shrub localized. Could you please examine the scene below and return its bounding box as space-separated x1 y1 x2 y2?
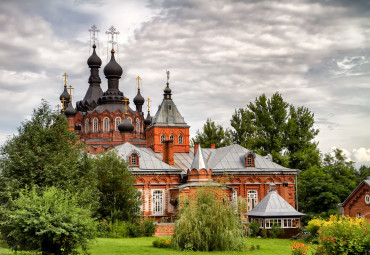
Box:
290 241 311 255
270 223 284 239
97 219 128 238
262 228 268 238
315 215 370 254
248 222 260 237
172 187 246 251
0 186 96 254
142 218 156 237
153 238 172 248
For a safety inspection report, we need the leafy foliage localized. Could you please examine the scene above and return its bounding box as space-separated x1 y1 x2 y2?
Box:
0 100 97 206
270 223 284 239
191 118 232 148
311 215 370 254
93 151 141 222
298 149 361 218
0 186 96 255
230 92 320 170
172 187 245 251
152 238 172 248
290 241 311 255
97 218 156 238
247 221 260 237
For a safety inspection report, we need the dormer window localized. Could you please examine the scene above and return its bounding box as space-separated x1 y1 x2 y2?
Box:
130 153 139 167
246 152 255 167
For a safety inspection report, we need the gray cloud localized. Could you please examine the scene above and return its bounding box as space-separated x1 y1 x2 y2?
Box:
0 0 369 160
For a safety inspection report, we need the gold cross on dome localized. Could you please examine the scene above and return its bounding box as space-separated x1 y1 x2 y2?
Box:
122 97 129 114
68 84 74 102
146 97 151 112
62 72 68 87
136 75 141 90
60 97 67 111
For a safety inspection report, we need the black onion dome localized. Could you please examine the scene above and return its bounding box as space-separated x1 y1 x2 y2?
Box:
87 44 102 67
118 117 134 132
64 102 77 116
133 90 145 105
164 83 171 94
144 112 151 126
103 49 123 78
60 86 70 101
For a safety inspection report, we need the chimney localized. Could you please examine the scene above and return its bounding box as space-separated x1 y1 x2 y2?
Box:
210 144 216 149
163 140 174 165
194 142 199 155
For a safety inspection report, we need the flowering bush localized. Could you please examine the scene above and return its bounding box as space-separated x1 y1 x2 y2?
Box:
290 241 311 255
308 215 370 255
153 238 172 248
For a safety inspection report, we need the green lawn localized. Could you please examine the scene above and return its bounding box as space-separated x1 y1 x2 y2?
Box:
1 237 314 255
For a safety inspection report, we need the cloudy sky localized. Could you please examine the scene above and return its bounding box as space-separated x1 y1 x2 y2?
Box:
1 0 369 166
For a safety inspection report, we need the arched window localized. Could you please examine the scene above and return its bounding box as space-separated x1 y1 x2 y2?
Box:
160 134 165 143
169 134 174 141
248 190 258 211
178 134 183 144
85 119 89 133
153 190 163 215
115 117 121 131
93 118 98 133
103 117 110 132
136 119 140 133
128 117 132 123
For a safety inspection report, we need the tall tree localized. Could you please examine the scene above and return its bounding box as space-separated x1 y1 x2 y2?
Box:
0 101 97 205
191 118 232 148
230 92 320 169
93 151 141 222
298 149 360 219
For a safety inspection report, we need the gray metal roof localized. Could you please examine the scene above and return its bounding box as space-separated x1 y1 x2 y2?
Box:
114 143 182 173
151 97 189 127
246 187 305 217
115 143 296 176
190 145 208 170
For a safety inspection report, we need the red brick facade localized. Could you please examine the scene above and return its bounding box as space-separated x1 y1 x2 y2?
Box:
340 180 370 222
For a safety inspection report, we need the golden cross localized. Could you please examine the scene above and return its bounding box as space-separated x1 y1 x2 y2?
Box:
60 97 67 111
122 97 129 114
146 97 151 112
62 72 68 87
68 84 74 102
136 75 141 90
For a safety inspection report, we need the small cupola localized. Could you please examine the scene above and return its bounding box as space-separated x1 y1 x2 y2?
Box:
64 102 77 117
144 112 151 126
87 44 102 68
133 76 145 112
118 117 134 132
103 49 123 78
163 70 172 100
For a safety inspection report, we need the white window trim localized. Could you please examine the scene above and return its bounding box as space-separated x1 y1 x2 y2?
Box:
365 194 370 205
152 189 164 216
93 118 98 133
115 117 121 131
103 117 110 132
248 190 258 212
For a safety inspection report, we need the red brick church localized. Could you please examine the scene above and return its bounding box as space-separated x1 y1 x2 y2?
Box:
59 27 301 233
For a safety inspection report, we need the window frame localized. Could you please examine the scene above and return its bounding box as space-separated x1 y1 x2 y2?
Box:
85 119 89 133
93 118 99 133
103 117 110 132
178 134 183 144
115 117 121 131
160 134 165 143
248 190 258 212
152 190 164 215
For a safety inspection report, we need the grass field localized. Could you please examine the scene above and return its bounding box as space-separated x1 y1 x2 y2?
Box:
0 237 315 255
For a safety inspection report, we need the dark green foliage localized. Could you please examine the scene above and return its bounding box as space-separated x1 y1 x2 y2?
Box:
0 186 96 255
298 149 360 219
230 92 320 170
261 229 268 238
191 118 232 148
97 218 156 238
152 238 172 248
172 187 245 251
93 151 141 222
247 222 260 237
0 100 97 206
270 223 284 239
